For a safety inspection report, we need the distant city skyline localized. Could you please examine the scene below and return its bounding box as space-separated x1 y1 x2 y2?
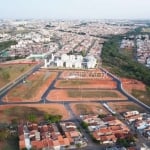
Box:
0 0 150 20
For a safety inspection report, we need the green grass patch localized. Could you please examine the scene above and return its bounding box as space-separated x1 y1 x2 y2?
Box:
68 90 119 98
10 72 50 99
0 40 17 51
0 64 34 88
131 87 150 106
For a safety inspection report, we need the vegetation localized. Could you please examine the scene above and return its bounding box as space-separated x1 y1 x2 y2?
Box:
116 136 135 147
68 90 119 98
0 64 34 88
98 114 107 118
59 80 89 86
0 40 17 51
0 70 10 81
132 87 150 106
8 72 49 99
0 127 19 150
75 104 95 114
44 114 62 123
101 28 150 86
80 121 88 129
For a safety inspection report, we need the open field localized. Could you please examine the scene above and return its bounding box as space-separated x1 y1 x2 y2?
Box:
131 89 150 106
70 103 109 115
108 101 145 113
47 89 127 101
60 69 112 80
121 78 150 106
0 64 35 89
121 78 146 93
0 104 69 123
3 71 58 102
55 79 117 89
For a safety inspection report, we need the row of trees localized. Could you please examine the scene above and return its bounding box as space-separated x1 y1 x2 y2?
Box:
0 40 17 51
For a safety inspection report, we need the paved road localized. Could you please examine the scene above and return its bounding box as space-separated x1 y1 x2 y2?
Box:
0 63 42 104
0 66 150 149
99 66 150 112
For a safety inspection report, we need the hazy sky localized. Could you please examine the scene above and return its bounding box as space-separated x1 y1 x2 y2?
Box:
0 0 150 19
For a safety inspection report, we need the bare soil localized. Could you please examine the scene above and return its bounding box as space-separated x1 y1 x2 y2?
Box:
0 104 69 123
3 71 58 102
70 103 109 116
47 89 127 101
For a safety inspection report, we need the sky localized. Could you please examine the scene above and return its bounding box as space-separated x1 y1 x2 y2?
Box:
0 0 150 20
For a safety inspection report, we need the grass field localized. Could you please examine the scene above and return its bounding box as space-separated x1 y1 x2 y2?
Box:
108 102 145 113
0 64 35 88
132 88 150 106
0 104 69 123
68 90 119 98
4 71 58 101
47 89 126 101
70 103 108 115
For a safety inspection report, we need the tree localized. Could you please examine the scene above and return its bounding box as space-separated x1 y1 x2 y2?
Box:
27 113 37 123
44 114 62 123
80 121 88 129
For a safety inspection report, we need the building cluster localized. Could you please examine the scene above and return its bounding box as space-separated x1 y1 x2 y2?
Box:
136 35 150 67
120 38 135 49
18 121 86 150
44 53 97 69
80 114 130 144
120 34 150 68
0 20 133 62
123 111 150 139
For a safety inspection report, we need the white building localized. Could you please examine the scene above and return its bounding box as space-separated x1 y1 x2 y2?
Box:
44 54 97 69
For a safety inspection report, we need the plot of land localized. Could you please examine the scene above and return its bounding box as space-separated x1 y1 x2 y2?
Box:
108 101 145 113
47 89 127 101
131 89 150 106
0 64 35 89
121 78 150 106
70 103 109 115
55 79 116 89
121 78 146 93
3 71 58 102
60 70 112 80
0 104 69 123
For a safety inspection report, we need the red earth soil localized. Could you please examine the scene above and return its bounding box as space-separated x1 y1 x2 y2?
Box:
47 89 127 101
55 79 117 89
121 78 146 93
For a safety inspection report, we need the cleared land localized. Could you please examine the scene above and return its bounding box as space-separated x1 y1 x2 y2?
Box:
0 64 35 89
60 70 112 80
121 78 146 93
121 78 150 106
47 89 127 101
55 79 116 89
0 104 69 123
131 89 150 106
108 101 145 113
70 103 108 115
3 71 58 102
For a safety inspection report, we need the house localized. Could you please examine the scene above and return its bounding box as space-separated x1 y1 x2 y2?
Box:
18 122 84 150
123 111 139 118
